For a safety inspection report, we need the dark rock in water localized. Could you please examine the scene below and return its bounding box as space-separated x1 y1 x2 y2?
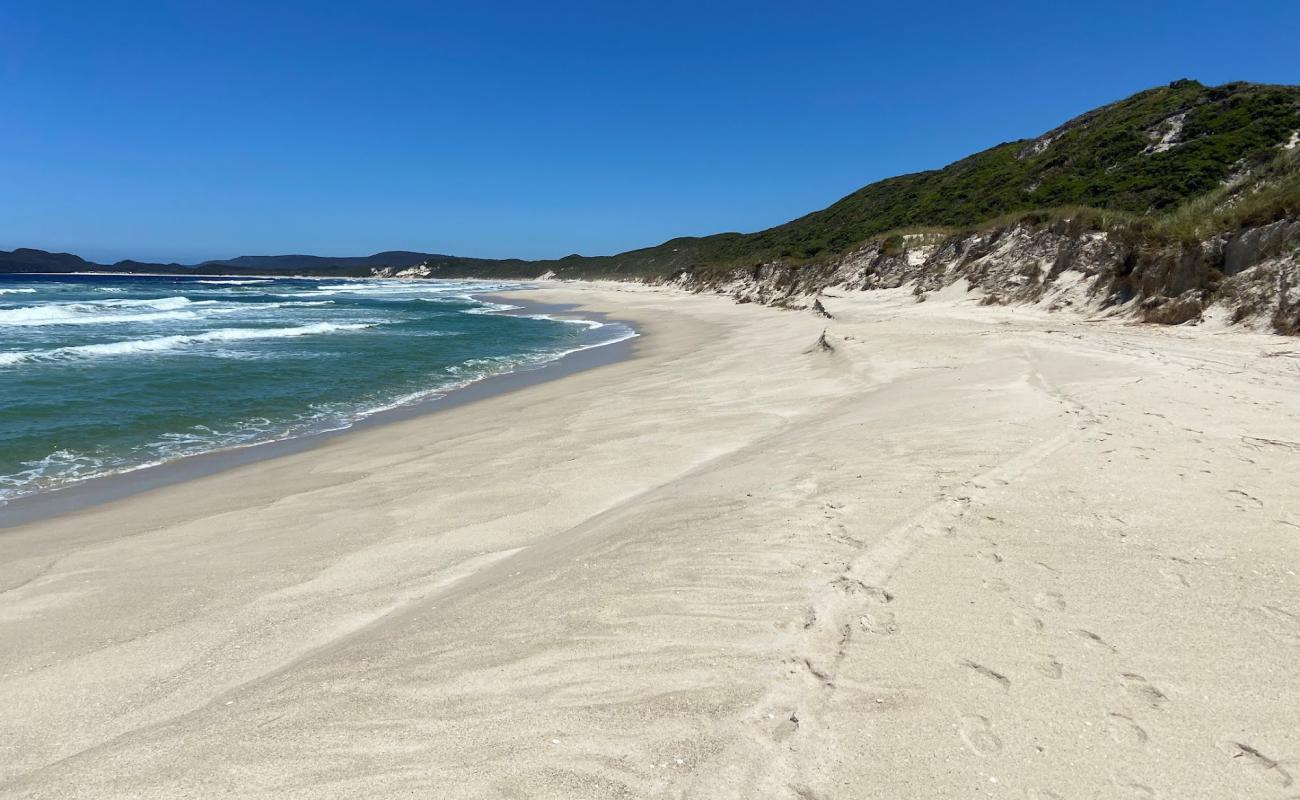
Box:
804 329 834 353
811 299 833 319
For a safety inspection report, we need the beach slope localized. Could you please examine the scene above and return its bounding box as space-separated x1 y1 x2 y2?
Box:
2 284 1299 798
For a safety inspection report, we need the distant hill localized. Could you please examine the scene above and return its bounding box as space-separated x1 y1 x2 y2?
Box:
397 79 1298 334
198 251 435 272
410 79 1300 281
0 248 133 274
0 249 440 276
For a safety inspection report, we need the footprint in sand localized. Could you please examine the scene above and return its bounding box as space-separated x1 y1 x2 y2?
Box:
961 659 1011 690
1218 740 1295 789
1119 673 1168 708
958 714 1002 756
791 783 826 800
1159 569 1190 589
828 524 864 548
1107 713 1149 746
842 581 897 634
860 585 894 604
1227 488 1264 510
1037 656 1064 680
768 709 802 743
1255 604 1299 640
1009 608 1045 632
1073 628 1117 652
858 609 898 635
830 577 892 604
1111 774 1158 798
1033 591 1067 611
983 577 1011 594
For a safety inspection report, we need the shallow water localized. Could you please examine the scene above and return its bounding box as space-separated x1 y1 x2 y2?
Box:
0 273 632 505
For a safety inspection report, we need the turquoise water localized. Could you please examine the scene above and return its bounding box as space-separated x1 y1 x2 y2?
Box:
0 273 633 506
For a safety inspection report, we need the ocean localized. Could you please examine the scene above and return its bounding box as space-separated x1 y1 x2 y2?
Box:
0 273 634 507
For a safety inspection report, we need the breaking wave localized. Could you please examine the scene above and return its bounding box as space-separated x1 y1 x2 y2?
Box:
0 322 374 366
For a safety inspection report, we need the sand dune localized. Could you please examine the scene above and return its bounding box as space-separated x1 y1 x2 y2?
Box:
2 284 1298 798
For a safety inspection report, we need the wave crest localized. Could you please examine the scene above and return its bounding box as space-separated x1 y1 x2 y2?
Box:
0 322 374 366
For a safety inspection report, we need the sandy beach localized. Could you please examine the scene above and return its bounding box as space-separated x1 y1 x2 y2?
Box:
2 282 1299 799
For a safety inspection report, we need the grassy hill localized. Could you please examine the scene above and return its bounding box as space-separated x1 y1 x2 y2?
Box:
198 252 435 272
416 79 1300 280
7 80 1299 283
0 249 434 276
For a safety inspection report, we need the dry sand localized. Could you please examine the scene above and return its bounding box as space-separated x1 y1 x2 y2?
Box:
1 283 1299 799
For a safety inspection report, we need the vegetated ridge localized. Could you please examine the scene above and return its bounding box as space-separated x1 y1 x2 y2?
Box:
387 80 1300 332
8 80 1300 330
0 250 435 277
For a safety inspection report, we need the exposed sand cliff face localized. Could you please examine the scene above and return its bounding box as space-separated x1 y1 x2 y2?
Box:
658 218 1300 334
373 263 437 279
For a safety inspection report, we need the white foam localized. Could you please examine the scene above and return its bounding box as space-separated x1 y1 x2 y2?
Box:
0 310 638 504
0 304 200 326
277 289 343 298
523 313 604 329
0 287 37 295
0 278 636 503
92 296 195 310
0 449 109 500
0 322 374 366
275 279 527 301
458 300 605 330
462 302 523 314
547 326 639 359
0 295 317 326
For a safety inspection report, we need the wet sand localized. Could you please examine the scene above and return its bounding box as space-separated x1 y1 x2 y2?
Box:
0 295 632 530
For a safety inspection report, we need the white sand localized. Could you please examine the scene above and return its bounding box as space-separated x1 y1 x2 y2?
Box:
2 283 1299 798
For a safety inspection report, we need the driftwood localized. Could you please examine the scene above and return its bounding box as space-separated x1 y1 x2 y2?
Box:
804 329 834 354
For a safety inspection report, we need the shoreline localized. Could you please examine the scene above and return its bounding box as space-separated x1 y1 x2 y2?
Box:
5 271 410 279
2 283 1298 798
0 290 636 530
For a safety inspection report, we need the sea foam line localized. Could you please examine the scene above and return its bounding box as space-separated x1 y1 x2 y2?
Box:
523 313 604 329
0 322 374 366
0 318 636 505
0 284 633 504
0 295 204 316
0 295 334 326
0 306 201 326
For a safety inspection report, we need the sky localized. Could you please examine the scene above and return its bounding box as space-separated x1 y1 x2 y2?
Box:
2 1 1298 264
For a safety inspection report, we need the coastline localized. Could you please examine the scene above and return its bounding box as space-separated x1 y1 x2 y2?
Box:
0 290 635 529
2 283 1299 798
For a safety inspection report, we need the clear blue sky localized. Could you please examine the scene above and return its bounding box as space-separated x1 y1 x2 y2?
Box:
2 0 1297 264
